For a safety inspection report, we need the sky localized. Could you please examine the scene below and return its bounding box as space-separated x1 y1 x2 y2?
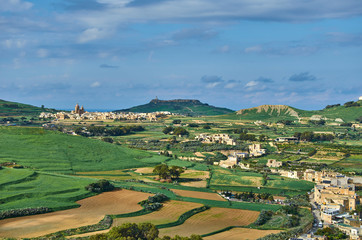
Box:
1 0 362 111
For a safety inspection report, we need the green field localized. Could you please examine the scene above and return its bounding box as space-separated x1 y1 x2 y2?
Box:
0 126 166 173
0 99 56 116
210 168 314 196
0 168 94 211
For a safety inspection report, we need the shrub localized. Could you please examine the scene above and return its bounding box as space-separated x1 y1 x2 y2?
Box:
254 210 273 225
85 180 115 193
0 207 50 219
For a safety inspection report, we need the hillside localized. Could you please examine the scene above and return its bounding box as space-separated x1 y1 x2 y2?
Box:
116 98 234 116
0 127 165 173
225 102 362 122
0 99 56 116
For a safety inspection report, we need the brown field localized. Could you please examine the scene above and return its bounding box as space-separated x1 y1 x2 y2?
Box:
171 189 226 201
204 228 281 240
113 200 203 226
70 200 203 239
134 167 155 174
159 207 259 237
0 190 151 239
180 180 207 188
194 152 205 157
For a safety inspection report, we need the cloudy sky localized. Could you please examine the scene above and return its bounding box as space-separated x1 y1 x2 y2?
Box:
1 0 361 111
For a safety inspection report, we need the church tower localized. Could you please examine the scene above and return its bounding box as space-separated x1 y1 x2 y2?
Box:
75 103 80 114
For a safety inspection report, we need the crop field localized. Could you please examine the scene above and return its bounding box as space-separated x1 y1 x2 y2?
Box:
159 207 259 237
0 189 151 239
172 189 226 201
0 126 166 172
210 168 315 195
0 168 94 211
204 228 282 240
331 155 362 172
113 200 203 226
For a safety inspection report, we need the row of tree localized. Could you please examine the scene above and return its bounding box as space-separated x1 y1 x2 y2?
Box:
75 125 145 137
294 131 334 141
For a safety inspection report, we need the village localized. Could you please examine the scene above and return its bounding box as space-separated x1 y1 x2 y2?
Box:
39 103 177 122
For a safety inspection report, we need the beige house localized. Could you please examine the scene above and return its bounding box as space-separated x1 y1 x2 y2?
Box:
267 159 283 168
249 144 266 157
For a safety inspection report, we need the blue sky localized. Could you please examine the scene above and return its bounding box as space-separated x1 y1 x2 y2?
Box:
1 0 361 111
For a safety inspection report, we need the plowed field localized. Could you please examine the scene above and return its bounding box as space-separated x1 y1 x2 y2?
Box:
0 190 151 239
159 207 259 237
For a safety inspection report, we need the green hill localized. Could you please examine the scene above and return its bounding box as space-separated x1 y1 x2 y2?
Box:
0 99 56 116
0 126 165 173
116 98 234 116
221 102 362 123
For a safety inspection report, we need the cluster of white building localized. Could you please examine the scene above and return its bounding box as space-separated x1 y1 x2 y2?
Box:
195 133 236 145
217 144 266 168
39 110 175 121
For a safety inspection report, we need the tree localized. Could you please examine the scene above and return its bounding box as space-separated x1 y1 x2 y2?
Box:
173 127 189 136
163 126 174 134
169 166 184 179
172 119 181 124
259 134 268 142
153 164 171 179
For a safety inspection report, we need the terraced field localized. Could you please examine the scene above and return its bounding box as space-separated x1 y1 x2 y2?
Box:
159 207 259 237
0 190 151 239
0 168 94 211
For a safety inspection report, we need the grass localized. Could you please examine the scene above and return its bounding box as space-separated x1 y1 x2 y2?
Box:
331 155 362 172
209 168 314 195
0 99 57 116
0 126 166 172
0 168 94 211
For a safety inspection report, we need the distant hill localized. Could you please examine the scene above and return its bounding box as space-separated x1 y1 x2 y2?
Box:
0 99 56 116
115 98 234 116
226 101 362 123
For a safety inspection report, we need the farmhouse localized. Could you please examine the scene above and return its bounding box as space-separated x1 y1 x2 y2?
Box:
266 159 283 168
195 134 236 145
219 152 248 168
249 144 266 157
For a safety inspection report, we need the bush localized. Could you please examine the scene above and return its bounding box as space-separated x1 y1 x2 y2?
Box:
254 210 273 225
0 207 50 220
85 180 115 193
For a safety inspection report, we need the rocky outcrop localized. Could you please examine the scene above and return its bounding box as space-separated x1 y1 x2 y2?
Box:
236 105 299 118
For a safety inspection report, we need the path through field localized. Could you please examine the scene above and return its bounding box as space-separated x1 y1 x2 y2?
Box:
0 190 151 239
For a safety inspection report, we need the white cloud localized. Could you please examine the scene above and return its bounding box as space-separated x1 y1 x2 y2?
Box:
245 80 258 87
0 0 33 12
90 81 101 87
2 39 27 49
78 28 108 43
